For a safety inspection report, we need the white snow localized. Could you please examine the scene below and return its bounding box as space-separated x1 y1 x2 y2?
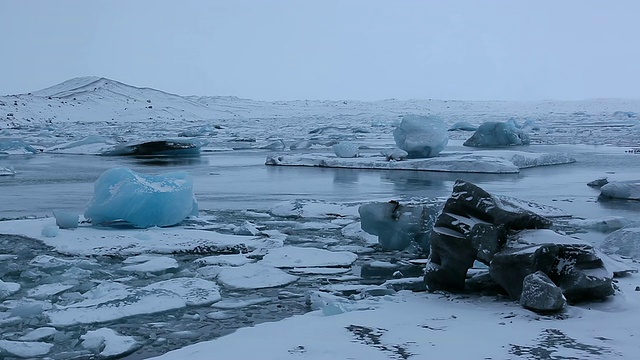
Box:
269 200 360 219
216 263 299 289
122 255 179 273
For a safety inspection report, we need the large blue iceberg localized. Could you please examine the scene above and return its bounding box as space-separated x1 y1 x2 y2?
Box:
463 121 530 147
85 168 198 228
393 115 448 158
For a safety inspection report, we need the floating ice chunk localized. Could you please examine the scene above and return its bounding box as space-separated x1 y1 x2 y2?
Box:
102 140 201 156
262 246 357 268
359 201 432 251
205 310 236 319
393 115 448 158
143 278 221 306
0 138 39 155
233 221 261 236
53 210 79 229
261 140 286 151
332 142 360 158
18 327 58 341
84 167 198 228
122 255 179 273
0 165 16 176
341 221 378 244
601 226 640 259
217 263 299 289
81 328 140 358
381 148 408 161
0 280 20 300
289 140 315 150
269 199 359 219
46 136 116 155
194 254 254 267
27 283 75 299
0 340 53 358
600 180 640 200
41 224 59 237
448 121 477 131
289 267 351 275
463 121 530 147
568 216 634 232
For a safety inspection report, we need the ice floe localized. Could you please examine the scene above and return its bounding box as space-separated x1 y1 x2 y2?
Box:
266 150 575 174
81 327 140 357
0 339 53 358
216 263 299 289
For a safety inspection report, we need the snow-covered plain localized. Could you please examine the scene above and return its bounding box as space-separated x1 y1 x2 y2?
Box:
1 77 640 359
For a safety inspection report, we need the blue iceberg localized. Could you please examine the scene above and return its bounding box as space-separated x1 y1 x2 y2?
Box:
393 115 448 158
85 168 198 228
463 121 530 147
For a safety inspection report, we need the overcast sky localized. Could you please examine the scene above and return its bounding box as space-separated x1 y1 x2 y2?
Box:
1 0 639 101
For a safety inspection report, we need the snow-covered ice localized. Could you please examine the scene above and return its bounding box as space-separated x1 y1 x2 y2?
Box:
216 263 299 289
0 339 53 358
261 246 357 268
332 142 360 158
81 327 140 357
600 180 640 200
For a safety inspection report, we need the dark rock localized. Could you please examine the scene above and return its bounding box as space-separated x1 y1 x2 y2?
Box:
587 177 608 188
491 229 614 303
519 271 566 312
424 180 551 291
102 140 201 156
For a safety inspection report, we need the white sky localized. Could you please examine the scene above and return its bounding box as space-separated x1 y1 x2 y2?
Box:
1 0 639 101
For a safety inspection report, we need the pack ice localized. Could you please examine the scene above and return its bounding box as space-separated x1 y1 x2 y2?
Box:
84 167 198 228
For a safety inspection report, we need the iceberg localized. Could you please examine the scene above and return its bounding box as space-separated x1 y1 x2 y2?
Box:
463 121 530 147
84 167 198 228
600 180 640 200
332 142 360 158
102 140 201 157
393 115 448 158
53 210 79 229
0 138 39 155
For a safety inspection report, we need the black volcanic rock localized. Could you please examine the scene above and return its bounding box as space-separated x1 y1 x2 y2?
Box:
424 179 551 291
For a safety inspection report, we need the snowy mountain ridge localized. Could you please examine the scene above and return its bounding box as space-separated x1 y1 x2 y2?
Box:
1 77 640 148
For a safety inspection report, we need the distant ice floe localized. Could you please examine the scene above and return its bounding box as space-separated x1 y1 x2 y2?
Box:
266 150 575 174
0 218 280 256
600 180 640 200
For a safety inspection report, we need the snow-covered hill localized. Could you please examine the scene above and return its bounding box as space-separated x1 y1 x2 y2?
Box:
1 77 639 148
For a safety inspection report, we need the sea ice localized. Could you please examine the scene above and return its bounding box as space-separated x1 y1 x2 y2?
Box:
84 167 198 228
18 327 58 341
393 115 448 158
143 278 221 306
81 328 140 357
0 138 39 155
463 121 530 147
332 142 360 158
216 263 299 289
261 246 357 268
210 297 271 309
600 180 640 200
0 340 53 358
122 255 179 273
194 254 254 267
0 280 21 300
27 283 75 299
601 226 640 259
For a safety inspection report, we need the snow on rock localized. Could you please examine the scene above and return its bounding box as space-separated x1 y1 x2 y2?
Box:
463 121 530 147
0 218 276 256
18 327 58 341
266 150 575 174
194 254 254 267
261 246 357 268
0 340 53 358
84 167 198 228
216 263 299 289
393 115 449 158
122 255 179 273
601 226 640 259
332 142 360 158
269 199 359 219
0 279 21 300
81 328 140 358
600 180 640 200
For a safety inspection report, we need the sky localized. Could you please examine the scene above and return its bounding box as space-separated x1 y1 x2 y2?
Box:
1 0 639 101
